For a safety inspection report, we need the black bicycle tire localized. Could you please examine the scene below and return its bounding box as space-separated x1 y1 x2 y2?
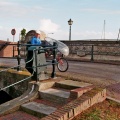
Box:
57 58 69 72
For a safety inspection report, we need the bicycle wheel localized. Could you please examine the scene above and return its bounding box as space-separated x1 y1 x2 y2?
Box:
57 58 69 72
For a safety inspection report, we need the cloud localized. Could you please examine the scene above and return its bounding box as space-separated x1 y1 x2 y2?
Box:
38 19 118 40
38 19 68 40
0 27 118 41
0 1 14 6
0 1 44 18
39 19 60 33
0 26 3 29
74 31 118 40
80 8 120 14
0 1 26 17
45 30 118 40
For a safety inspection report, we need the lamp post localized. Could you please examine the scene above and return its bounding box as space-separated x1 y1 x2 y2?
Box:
68 18 73 41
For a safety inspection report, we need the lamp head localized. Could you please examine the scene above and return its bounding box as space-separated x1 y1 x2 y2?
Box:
68 19 73 25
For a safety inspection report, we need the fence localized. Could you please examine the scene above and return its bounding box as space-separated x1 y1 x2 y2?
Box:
0 41 58 92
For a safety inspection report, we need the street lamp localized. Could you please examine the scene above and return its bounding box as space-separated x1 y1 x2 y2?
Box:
68 18 73 41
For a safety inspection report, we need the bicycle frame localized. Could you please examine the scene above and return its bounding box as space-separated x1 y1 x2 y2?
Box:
45 50 69 72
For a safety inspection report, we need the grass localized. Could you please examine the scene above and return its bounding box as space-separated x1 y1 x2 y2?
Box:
108 99 120 107
72 99 120 120
80 108 101 120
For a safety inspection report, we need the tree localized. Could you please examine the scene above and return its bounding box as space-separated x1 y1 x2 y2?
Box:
20 28 26 42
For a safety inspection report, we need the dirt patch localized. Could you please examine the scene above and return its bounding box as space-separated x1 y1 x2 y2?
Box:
72 99 120 120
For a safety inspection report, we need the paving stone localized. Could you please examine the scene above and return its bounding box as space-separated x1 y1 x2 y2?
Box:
40 88 70 98
55 80 92 89
34 99 63 108
40 88 70 104
21 102 56 118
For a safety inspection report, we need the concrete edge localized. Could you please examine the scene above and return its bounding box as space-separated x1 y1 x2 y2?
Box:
66 58 120 65
107 97 120 104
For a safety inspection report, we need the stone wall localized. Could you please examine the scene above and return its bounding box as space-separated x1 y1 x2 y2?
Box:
61 40 120 62
0 69 31 98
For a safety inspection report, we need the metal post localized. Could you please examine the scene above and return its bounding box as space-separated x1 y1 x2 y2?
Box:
68 19 73 41
91 45 94 61
17 41 21 71
13 46 14 57
69 25 71 41
13 35 14 43
35 50 38 81
51 42 57 78
104 20 105 40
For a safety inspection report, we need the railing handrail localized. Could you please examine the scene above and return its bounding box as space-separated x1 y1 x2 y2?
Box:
0 41 58 91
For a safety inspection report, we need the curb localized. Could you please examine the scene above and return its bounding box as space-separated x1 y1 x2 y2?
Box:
107 97 120 104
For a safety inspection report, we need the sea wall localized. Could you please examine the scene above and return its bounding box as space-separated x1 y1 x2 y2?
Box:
61 40 120 62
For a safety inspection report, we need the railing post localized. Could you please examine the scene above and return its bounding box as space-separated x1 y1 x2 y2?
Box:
13 46 14 57
17 41 21 71
91 45 94 61
51 42 57 78
35 49 38 82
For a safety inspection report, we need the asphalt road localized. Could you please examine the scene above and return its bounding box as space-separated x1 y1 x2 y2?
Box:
0 58 120 82
67 61 120 82
0 58 25 67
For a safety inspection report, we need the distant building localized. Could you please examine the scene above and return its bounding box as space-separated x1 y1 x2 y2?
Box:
0 40 18 57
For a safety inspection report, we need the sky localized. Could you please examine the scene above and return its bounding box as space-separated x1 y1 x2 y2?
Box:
0 0 120 42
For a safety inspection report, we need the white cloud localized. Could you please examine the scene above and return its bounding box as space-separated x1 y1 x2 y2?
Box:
49 31 69 40
80 8 120 14
0 27 118 41
39 19 60 33
38 18 119 40
38 19 69 40
0 1 14 6
0 1 44 18
74 31 118 40
38 19 118 40
0 26 3 29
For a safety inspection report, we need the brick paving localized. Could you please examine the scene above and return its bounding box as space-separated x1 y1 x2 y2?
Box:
0 111 39 120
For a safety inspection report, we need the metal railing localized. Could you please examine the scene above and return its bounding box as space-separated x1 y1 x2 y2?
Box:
66 43 120 62
0 41 58 91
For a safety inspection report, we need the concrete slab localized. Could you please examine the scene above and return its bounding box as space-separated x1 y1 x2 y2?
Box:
21 102 56 115
41 88 70 98
56 80 92 88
